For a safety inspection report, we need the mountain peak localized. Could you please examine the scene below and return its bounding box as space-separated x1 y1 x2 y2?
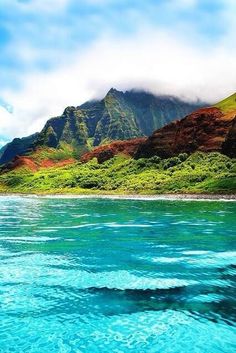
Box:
107 87 119 93
106 88 123 97
63 106 77 115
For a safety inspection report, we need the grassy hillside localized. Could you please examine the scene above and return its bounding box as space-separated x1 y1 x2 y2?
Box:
215 92 236 113
0 152 235 194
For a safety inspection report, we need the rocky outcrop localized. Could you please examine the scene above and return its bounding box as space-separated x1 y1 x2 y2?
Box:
81 138 146 163
135 107 236 159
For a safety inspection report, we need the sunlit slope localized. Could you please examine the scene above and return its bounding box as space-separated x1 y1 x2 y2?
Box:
215 93 236 113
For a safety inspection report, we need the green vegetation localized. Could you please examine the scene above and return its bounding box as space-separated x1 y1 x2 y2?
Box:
29 144 75 162
0 152 235 195
215 92 236 113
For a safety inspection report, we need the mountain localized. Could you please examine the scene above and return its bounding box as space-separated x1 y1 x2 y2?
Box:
0 133 39 165
0 88 206 165
34 88 206 148
81 93 236 163
79 89 205 144
135 93 236 159
0 92 235 195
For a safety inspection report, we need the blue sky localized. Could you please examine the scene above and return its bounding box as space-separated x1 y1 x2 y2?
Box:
0 0 232 86
0 0 235 144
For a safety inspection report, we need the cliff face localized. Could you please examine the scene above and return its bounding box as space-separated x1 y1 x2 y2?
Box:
0 88 205 165
135 107 236 159
121 90 204 136
34 107 88 148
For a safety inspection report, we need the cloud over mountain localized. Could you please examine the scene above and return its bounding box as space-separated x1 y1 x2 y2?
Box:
0 0 235 141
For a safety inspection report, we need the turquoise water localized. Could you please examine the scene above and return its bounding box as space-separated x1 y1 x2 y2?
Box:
0 196 236 353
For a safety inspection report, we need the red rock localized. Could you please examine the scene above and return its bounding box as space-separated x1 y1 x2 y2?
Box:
135 107 236 159
4 156 38 172
2 155 76 173
81 138 147 163
40 158 76 168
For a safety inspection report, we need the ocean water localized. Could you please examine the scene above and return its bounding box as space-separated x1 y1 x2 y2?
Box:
0 196 235 353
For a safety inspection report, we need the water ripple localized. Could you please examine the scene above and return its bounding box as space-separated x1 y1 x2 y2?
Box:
0 197 235 353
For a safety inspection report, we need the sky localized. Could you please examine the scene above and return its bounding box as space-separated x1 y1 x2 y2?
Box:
0 0 236 145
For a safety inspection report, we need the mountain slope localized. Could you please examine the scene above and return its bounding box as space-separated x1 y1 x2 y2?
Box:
121 90 203 136
214 92 236 113
82 93 236 163
135 94 236 159
34 107 88 150
36 88 205 149
81 138 146 164
0 88 206 165
82 89 206 142
0 133 39 165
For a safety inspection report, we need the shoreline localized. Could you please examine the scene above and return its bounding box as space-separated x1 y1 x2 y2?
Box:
0 192 235 201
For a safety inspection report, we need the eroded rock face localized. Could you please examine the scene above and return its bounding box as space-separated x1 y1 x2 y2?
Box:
135 108 236 159
81 138 146 163
1 155 76 173
4 156 38 172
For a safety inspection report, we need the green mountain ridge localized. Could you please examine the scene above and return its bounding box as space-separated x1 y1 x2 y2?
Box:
0 88 206 165
0 133 39 165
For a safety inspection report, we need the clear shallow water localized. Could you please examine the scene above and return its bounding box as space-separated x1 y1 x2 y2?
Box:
0 196 236 353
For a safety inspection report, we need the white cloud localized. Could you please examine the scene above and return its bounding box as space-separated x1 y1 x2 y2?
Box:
0 106 14 132
1 27 236 140
0 0 236 141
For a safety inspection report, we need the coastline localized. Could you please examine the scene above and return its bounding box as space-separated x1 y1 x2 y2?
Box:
0 192 235 201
